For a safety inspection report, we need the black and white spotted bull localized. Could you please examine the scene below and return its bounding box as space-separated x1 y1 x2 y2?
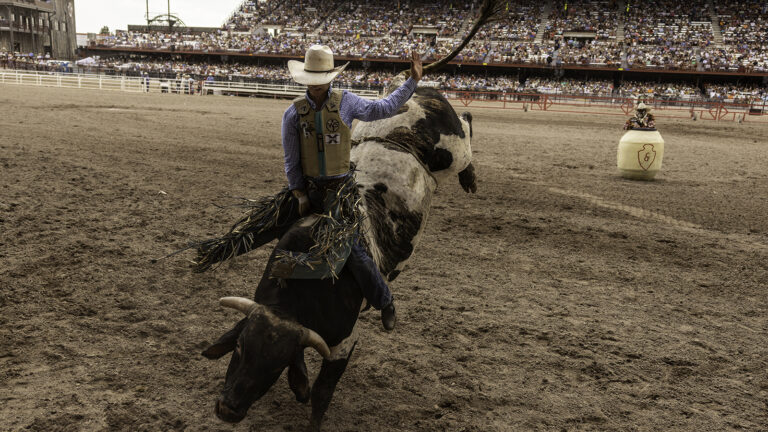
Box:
200 2 505 429
352 86 476 279
201 87 476 430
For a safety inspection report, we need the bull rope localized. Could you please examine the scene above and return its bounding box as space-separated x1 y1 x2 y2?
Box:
351 136 439 184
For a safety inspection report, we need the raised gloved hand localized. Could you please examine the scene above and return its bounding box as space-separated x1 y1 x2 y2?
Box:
292 189 310 216
410 51 423 82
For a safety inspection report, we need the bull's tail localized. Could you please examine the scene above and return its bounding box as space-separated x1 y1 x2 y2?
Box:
421 0 505 75
387 0 505 92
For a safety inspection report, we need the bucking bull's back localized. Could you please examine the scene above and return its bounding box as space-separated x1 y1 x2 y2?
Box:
350 87 474 281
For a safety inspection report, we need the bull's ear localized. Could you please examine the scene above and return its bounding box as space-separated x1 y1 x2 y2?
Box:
202 318 247 360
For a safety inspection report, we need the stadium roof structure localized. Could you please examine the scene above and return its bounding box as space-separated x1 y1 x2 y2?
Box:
144 0 186 29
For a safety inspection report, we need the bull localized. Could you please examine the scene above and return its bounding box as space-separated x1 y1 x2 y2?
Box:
201 2 503 429
203 86 476 429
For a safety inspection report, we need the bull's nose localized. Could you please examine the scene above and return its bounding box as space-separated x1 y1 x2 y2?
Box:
215 399 245 423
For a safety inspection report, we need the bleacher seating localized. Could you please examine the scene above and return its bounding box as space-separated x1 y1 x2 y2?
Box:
546 0 618 40
76 0 768 73
4 49 767 102
622 0 713 46
475 1 542 41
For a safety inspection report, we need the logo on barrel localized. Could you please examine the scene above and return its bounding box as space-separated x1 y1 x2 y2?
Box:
638 144 656 171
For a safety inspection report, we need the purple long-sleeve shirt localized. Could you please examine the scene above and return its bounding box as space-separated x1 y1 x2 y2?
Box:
281 78 418 191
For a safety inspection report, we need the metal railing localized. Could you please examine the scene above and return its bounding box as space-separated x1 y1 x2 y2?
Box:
442 90 768 123
0 69 383 99
0 69 149 92
200 80 381 99
3 68 764 122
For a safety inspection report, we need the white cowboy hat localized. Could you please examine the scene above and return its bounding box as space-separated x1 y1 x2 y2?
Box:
636 102 652 112
288 45 349 86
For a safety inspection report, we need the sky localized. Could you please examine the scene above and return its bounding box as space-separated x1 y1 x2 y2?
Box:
74 0 244 34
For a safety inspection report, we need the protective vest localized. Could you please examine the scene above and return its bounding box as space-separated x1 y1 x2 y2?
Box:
293 90 351 178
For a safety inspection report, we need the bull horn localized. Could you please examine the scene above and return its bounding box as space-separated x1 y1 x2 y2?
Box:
219 297 257 316
301 328 331 359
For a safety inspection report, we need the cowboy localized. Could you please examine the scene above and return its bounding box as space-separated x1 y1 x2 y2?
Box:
281 45 422 331
190 45 421 328
624 102 656 130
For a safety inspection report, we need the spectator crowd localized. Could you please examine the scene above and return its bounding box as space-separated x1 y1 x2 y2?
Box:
3 0 767 102
77 0 768 73
3 50 765 104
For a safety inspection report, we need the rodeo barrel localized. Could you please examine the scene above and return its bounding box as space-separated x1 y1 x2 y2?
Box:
617 128 665 180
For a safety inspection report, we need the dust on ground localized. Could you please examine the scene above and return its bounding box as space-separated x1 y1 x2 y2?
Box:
1 85 767 431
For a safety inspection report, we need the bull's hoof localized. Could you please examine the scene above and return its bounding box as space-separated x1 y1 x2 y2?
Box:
215 399 246 423
309 418 323 432
288 362 311 404
458 165 477 194
381 302 396 331
295 388 310 404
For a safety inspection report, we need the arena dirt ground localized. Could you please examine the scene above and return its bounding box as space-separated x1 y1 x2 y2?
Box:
1 84 767 432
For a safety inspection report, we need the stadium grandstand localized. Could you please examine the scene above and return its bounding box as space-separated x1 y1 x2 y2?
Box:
0 0 76 59
75 0 768 71
1 0 766 100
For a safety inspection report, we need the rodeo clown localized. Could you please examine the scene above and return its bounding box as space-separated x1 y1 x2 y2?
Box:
193 45 422 331
624 102 656 130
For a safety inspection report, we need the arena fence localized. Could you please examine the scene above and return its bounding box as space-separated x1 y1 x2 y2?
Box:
0 69 381 99
441 91 768 123
2 68 765 123
200 80 381 99
0 69 150 92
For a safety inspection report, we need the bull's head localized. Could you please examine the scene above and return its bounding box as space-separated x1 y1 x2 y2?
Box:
357 88 477 194
202 297 330 423
425 106 477 193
